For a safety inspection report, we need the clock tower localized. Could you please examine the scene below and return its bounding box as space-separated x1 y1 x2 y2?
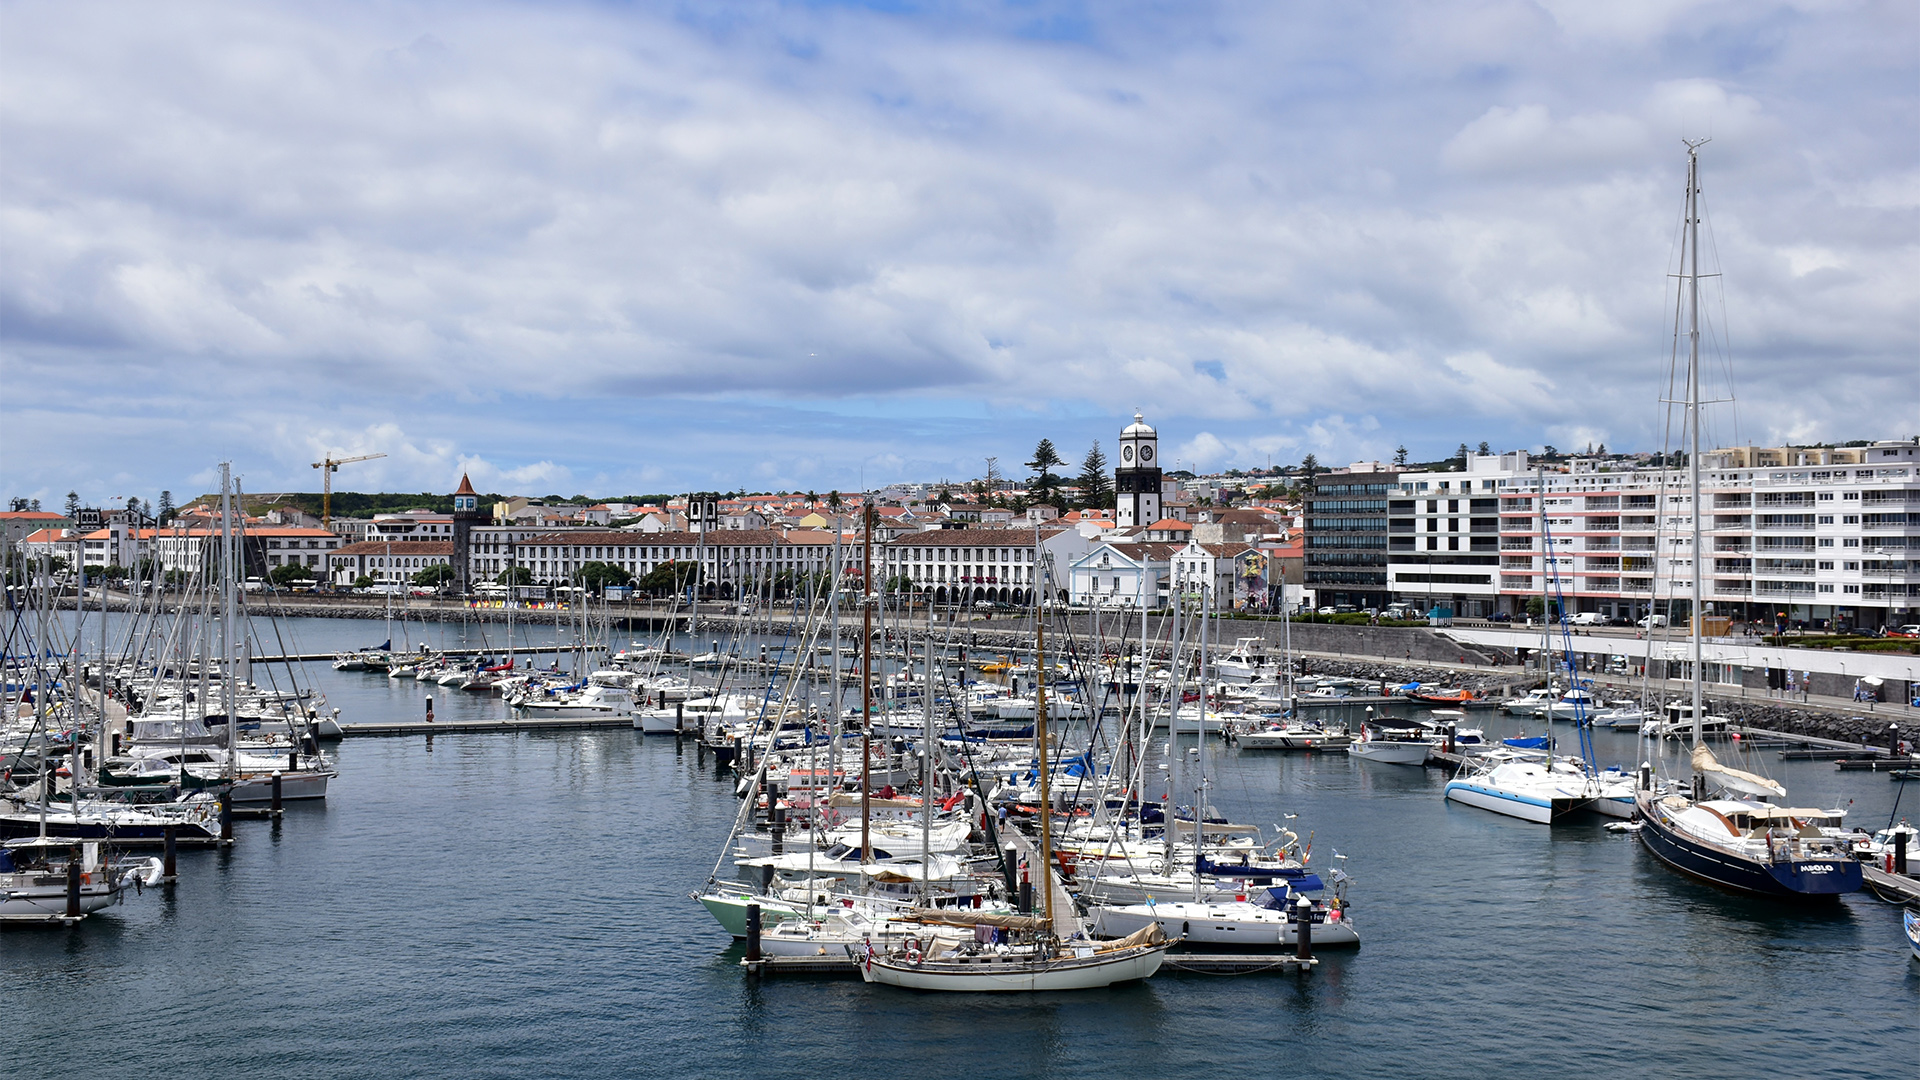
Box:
1115 411 1162 529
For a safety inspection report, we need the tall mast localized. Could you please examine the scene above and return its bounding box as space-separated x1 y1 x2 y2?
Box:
1685 140 1708 754
860 497 873 864
220 463 237 781
1034 554 1057 934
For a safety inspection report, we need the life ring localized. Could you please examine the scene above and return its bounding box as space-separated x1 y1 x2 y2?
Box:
905 937 923 964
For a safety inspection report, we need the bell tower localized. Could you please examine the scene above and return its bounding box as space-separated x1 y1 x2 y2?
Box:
1115 411 1162 529
452 473 481 594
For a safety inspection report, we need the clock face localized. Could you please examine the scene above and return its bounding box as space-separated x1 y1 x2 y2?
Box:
1122 445 1134 462
1140 445 1154 463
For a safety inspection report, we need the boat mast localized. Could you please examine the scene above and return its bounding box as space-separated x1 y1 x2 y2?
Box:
1034 555 1057 935
860 497 873 865
1193 579 1211 903
921 630 934 906
1539 464 1552 768
220 464 237 784
1685 139 1708 761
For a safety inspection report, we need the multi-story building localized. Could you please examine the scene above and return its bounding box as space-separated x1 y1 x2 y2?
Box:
328 540 453 588
877 526 1090 605
492 530 860 594
1306 439 1918 628
1303 465 1401 611
1068 541 1181 608
1490 440 1918 629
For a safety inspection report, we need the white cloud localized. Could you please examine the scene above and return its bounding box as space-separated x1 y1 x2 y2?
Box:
1 1 1913 499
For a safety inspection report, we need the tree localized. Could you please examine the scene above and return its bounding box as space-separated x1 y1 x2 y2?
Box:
1477 441 1491 455
354 574 377 590
805 490 818 513
157 490 175 524
984 457 1003 504
637 560 700 596
412 564 457 589
1393 445 1409 467
1455 443 1470 468
1075 442 1113 510
495 566 534 586
270 563 313 586
1596 442 1608 456
64 491 80 519
1300 454 1320 485
934 483 953 504
575 561 632 590
7 497 27 512
1026 440 1065 509
1542 444 1558 458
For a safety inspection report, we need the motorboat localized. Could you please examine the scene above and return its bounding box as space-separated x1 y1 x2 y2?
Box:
1088 883 1357 949
1500 687 1559 716
1213 637 1278 683
1236 721 1350 751
1345 718 1437 765
0 840 163 924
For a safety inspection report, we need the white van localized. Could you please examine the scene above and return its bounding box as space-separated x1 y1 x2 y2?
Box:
1637 614 1669 629
1569 612 1606 626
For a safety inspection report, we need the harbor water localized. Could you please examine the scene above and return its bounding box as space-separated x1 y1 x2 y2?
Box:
4 615 1916 1078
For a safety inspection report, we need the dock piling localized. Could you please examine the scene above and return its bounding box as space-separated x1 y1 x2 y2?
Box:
271 771 283 814
162 824 178 882
1294 896 1313 960
1897 830 1910 877
65 859 81 919
745 904 763 965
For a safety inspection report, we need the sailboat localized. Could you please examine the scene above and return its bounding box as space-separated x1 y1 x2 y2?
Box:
1631 143 1861 899
856 548 1171 990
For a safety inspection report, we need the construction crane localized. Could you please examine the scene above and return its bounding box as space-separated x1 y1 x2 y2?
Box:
311 453 386 528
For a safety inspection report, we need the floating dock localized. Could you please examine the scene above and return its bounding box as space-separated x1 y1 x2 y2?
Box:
1862 864 1920 904
337 717 637 737
1835 757 1920 772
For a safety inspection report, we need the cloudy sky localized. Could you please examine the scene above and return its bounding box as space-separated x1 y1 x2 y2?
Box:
3 0 1915 504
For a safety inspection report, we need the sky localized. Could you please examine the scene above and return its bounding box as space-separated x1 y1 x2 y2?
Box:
2 0 1915 506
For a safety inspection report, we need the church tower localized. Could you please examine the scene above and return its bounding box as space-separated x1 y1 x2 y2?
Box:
452 473 481 594
1115 411 1162 529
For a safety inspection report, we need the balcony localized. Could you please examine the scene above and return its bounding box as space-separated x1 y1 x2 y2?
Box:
1713 495 1752 508
1621 516 1657 530
1712 516 1751 530
1500 539 1534 551
1585 538 1620 551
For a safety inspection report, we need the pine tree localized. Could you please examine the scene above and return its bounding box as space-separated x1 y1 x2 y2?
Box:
1455 443 1470 468
157 490 175 524
64 491 80 519
1027 439 1066 508
1477 441 1491 455
1393 445 1409 467
1075 442 1113 510
1300 453 1320 484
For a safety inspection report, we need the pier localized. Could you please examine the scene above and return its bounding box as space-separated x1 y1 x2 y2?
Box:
337 716 637 736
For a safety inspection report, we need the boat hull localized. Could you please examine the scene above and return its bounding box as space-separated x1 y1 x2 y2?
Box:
0 875 122 922
1088 903 1358 948
1905 909 1920 963
855 942 1169 991
1635 794 1862 899
1346 742 1431 765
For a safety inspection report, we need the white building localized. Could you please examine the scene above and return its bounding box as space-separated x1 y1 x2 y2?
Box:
877 526 1091 605
1068 541 1180 608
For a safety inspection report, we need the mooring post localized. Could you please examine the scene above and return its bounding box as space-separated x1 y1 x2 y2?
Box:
1294 895 1313 960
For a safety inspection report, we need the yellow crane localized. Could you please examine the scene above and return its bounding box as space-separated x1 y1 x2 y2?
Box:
311 453 386 528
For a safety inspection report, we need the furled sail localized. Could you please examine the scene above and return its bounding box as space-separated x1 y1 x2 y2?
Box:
1691 745 1786 798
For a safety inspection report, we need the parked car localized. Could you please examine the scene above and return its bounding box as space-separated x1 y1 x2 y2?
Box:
1488 612 1512 623
1637 614 1669 629
1890 624 1920 639
1569 612 1606 626
1316 606 1338 616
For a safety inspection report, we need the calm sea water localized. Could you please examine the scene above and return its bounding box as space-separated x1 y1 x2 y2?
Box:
4 614 1916 1078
